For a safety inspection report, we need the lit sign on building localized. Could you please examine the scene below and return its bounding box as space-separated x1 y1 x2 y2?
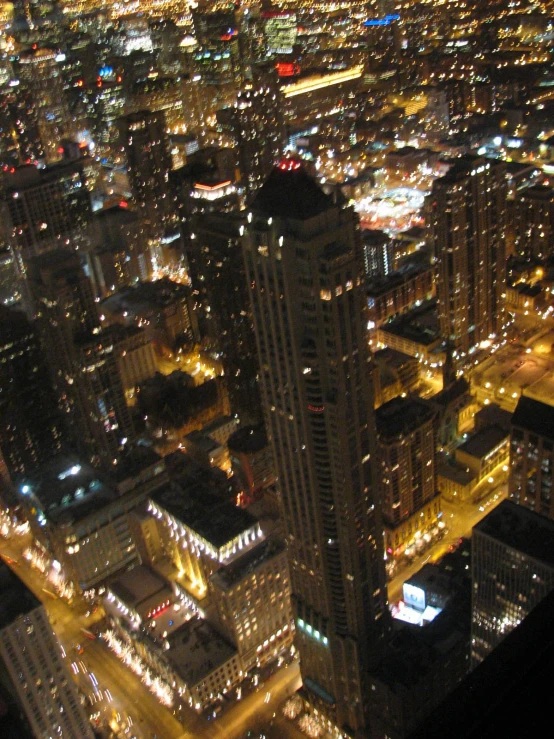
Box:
403 582 426 611
364 14 400 27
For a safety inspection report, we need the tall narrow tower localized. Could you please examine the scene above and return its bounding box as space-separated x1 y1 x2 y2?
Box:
427 155 507 359
242 160 387 732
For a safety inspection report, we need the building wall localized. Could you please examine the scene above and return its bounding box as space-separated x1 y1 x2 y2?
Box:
211 546 293 670
509 423 554 520
471 529 554 665
0 604 94 738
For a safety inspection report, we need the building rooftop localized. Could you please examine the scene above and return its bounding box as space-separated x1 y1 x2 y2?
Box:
211 539 285 591
151 482 259 550
252 161 332 220
19 456 117 527
511 396 554 441
109 564 172 617
166 617 237 689
376 397 435 441
380 301 440 346
457 426 508 460
0 563 40 629
437 463 477 486
228 426 269 455
474 500 554 566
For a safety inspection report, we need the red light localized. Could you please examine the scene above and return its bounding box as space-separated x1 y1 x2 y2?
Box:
279 157 302 172
119 201 128 208
58 146 64 154
276 62 300 78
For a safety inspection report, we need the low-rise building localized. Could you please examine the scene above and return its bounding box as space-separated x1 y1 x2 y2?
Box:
455 426 509 484
18 452 166 590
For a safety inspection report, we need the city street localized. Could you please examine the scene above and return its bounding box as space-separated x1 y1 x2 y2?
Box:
0 531 301 739
388 482 508 603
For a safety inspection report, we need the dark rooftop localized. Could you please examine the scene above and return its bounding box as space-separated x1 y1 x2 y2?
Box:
0 563 40 629
19 456 116 527
151 482 259 550
211 539 285 591
474 500 554 566
109 564 171 611
457 425 508 459
511 396 554 441
376 397 435 441
228 425 268 455
252 162 332 220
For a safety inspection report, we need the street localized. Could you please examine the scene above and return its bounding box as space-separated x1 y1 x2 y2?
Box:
0 531 302 739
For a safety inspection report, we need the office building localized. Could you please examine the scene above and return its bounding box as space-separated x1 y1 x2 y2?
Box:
16 48 72 163
513 184 554 259
18 451 166 590
1 161 92 269
117 110 174 237
376 397 441 560
210 538 293 670
0 306 63 479
130 75 185 134
189 212 261 422
242 161 387 732
471 500 554 665
87 204 151 297
0 563 94 739
509 396 554 520
216 77 285 199
27 250 134 466
428 156 507 358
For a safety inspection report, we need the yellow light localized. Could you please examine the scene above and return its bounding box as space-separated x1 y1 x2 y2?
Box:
283 66 364 98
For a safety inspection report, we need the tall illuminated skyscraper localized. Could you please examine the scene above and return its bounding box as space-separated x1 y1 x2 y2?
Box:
428 156 507 358
243 161 387 733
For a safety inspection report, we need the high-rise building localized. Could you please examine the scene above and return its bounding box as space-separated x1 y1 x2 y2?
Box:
471 500 554 665
242 161 387 732
0 306 63 480
190 212 262 423
513 185 554 260
216 74 285 200
117 109 174 238
0 563 94 739
27 250 134 466
16 48 72 163
0 161 92 270
509 396 554 520
428 156 507 358
376 397 441 561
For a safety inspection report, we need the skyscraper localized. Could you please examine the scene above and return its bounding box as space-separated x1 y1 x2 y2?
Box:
16 48 72 163
428 156 507 358
242 161 387 732
0 161 92 270
216 74 285 200
117 109 174 238
0 563 94 739
0 306 63 480
27 250 134 466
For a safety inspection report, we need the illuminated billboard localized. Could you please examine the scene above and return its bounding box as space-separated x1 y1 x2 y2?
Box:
403 582 426 611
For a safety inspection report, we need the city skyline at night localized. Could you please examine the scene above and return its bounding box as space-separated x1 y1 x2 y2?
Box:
1 1 554 738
